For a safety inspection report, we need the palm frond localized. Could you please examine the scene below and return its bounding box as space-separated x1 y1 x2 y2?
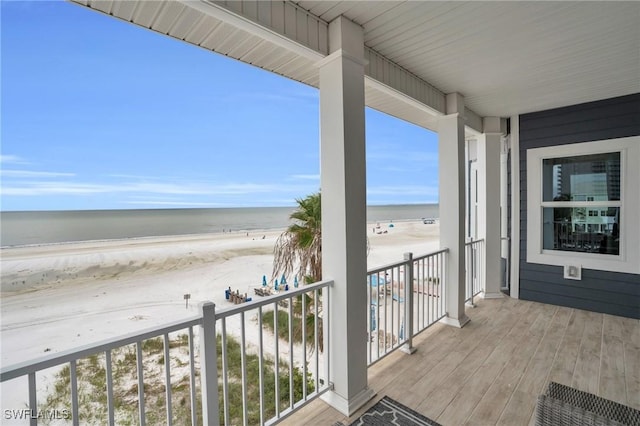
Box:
272 192 322 282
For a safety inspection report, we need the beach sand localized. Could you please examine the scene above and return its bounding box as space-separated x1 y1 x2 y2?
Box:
0 220 439 417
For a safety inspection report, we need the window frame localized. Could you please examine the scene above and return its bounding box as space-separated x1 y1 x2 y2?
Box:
526 136 639 274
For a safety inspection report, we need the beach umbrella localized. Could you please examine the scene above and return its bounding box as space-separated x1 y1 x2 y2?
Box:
274 279 279 291
294 276 299 288
280 273 287 285
262 275 267 287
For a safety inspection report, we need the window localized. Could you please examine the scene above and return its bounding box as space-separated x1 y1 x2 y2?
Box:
541 152 620 255
527 136 639 274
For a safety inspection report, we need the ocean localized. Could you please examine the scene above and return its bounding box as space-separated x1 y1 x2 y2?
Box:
0 204 438 247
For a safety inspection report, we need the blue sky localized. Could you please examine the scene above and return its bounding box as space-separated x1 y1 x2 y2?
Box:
1 1 439 211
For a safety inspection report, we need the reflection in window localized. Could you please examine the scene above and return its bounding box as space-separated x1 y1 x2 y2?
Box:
543 152 620 202
542 207 620 255
541 151 621 256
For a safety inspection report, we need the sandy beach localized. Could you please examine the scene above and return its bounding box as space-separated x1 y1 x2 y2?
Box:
0 220 439 418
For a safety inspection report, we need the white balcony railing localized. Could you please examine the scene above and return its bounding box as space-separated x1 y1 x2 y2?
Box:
0 280 333 426
465 239 485 306
366 249 448 366
365 243 485 365
213 280 332 426
2 245 486 425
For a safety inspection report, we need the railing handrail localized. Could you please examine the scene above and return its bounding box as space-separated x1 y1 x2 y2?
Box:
367 248 449 275
215 279 333 320
1 248 454 380
1 316 202 382
412 248 449 262
1 281 334 382
465 238 485 246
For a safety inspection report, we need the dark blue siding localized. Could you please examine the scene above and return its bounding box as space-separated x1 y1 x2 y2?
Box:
519 93 640 319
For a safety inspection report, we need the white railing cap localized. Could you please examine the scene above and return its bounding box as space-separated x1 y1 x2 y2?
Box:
1 315 201 382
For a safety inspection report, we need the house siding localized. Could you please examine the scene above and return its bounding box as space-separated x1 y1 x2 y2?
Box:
519 93 640 319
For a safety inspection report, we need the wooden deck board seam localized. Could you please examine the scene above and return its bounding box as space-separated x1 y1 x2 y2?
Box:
437 299 526 424
495 305 559 425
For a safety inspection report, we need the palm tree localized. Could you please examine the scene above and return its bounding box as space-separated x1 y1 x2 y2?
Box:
269 192 323 351
272 192 322 283
270 192 369 352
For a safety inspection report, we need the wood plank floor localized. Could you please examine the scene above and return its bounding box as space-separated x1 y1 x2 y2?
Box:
280 297 640 426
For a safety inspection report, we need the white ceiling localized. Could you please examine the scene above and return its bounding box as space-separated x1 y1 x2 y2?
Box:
72 0 640 128
299 1 640 118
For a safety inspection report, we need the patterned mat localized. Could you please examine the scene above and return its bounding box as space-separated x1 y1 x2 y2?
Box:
336 396 442 426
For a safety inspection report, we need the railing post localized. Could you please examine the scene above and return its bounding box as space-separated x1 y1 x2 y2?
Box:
199 301 220 426
466 241 476 308
401 253 416 354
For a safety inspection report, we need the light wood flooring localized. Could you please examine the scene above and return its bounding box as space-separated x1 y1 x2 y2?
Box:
280 297 640 425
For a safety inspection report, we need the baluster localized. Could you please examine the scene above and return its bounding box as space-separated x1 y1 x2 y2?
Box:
274 303 280 417
136 342 145 426
258 306 265 425
314 289 319 391
188 327 197 426
70 360 79 426
163 333 173 426
221 318 229 425
105 350 115 426
28 372 36 426
301 292 308 400
288 297 294 409
240 312 248 426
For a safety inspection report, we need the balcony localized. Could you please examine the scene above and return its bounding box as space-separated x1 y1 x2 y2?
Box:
282 296 640 425
2 242 637 425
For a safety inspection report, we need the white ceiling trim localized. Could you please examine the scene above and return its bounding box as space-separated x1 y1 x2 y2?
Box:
189 0 326 62
191 0 486 132
71 0 491 134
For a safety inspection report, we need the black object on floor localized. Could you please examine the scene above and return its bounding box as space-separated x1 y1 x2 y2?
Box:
335 396 442 426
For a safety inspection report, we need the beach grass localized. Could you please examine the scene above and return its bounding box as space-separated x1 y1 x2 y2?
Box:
261 310 324 352
39 333 314 425
261 294 324 352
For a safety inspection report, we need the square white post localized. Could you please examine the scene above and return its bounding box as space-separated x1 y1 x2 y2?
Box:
500 136 509 288
438 93 470 328
478 117 505 299
400 252 416 354
317 16 375 416
199 302 219 426
509 115 521 299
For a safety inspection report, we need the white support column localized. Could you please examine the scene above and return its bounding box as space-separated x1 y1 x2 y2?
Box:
500 136 509 290
509 115 520 299
478 117 505 299
438 93 470 328
318 16 375 416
